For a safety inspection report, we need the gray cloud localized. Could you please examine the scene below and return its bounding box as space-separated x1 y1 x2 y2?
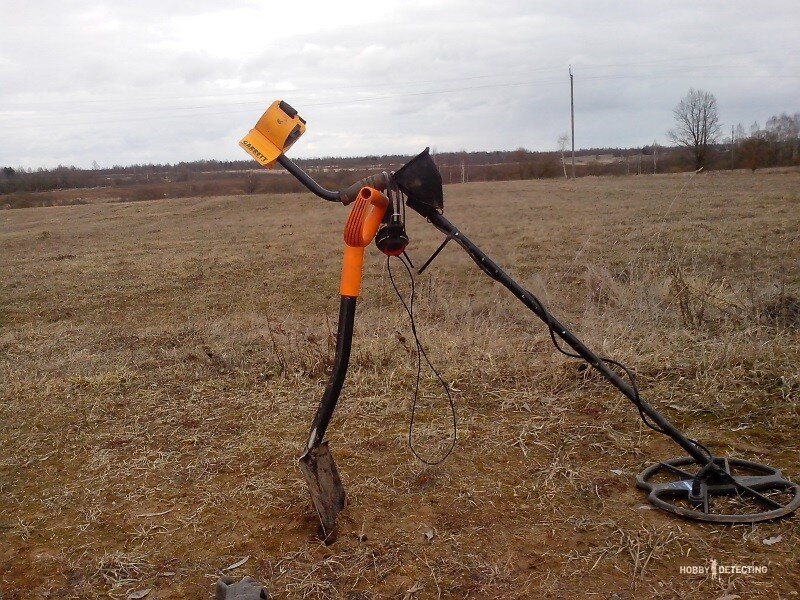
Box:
1 0 797 168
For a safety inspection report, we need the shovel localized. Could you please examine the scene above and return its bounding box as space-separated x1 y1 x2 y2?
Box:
298 186 388 541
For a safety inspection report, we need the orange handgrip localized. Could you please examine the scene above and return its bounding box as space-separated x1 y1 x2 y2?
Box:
340 187 389 297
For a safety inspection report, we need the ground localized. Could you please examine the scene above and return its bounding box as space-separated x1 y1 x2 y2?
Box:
1 170 799 599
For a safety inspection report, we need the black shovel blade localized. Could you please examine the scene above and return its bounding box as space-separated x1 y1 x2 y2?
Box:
298 441 345 542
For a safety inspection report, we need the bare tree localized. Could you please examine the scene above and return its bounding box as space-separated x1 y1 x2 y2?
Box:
557 133 569 178
735 122 747 141
668 88 721 170
765 112 800 161
739 136 769 172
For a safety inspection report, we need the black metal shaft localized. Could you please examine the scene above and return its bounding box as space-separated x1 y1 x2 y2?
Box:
277 155 341 202
303 295 357 453
277 155 390 205
411 203 710 466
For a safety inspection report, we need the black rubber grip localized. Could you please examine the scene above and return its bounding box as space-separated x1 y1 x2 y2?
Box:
339 172 390 205
279 100 298 118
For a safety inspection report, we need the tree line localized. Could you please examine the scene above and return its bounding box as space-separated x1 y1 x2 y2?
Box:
2 94 798 201
666 87 798 171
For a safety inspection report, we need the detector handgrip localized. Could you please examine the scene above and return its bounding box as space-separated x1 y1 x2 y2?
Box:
344 187 388 247
340 187 389 297
339 172 391 205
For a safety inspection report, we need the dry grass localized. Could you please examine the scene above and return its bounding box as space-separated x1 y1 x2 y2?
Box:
1 169 799 598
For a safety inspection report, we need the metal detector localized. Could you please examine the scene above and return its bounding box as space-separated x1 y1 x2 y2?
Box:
240 101 800 538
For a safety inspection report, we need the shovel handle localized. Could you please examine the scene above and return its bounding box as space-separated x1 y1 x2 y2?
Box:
340 187 389 297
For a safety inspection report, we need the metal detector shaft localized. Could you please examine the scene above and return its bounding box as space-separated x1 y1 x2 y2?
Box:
411 203 710 467
277 155 390 205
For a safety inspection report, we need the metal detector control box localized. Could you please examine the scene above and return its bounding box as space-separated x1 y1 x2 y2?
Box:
239 100 306 167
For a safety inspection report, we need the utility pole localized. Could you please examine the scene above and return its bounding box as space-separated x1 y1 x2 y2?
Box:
461 160 466 184
730 125 735 170
569 66 575 179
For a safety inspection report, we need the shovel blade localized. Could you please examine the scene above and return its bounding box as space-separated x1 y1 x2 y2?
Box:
298 441 345 542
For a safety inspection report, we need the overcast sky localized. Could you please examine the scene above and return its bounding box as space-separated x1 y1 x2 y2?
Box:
1 1 798 169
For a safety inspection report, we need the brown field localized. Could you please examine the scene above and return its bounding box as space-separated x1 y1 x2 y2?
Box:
2 170 799 599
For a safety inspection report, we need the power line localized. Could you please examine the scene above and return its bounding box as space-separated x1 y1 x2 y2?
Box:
1 65 567 108
0 50 767 109
5 69 797 120
0 79 565 131
1 68 797 132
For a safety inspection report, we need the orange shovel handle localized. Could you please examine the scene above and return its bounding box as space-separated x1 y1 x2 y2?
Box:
340 187 389 297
